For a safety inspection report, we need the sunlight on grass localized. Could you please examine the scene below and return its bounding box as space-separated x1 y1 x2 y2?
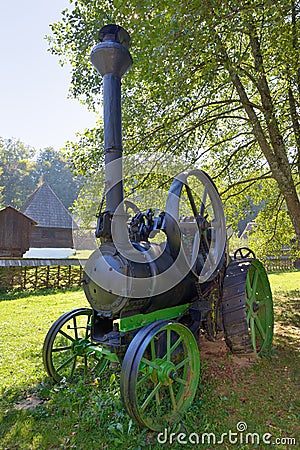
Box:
268 271 300 293
0 289 89 393
0 272 299 449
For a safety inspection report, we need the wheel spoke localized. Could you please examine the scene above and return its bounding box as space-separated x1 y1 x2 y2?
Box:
155 391 161 408
254 315 266 341
56 355 76 373
250 317 257 352
150 338 156 360
84 355 88 374
58 329 75 342
200 186 208 217
137 371 152 388
169 384 177 411
174 376 187 386
85 315 91 339
251 270 259 297
140 382 162 411
246 276 252 299
191 232 200 267
185 184 199 218
166 328 171 360
163 336 183 358
52 345 72 352
175 356 190 371
246 309 251 323
73 317 78 340
141 357 160 370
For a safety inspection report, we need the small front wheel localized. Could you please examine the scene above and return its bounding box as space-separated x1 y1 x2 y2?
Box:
43 308 108 382
120 320 200 431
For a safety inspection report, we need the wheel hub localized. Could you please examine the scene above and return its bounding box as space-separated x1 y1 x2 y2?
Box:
156 360 177 386
72 338 91 356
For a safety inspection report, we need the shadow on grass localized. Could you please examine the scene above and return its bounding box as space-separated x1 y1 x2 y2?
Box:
1 339 299 450
274 290 300 327
0 286 82 302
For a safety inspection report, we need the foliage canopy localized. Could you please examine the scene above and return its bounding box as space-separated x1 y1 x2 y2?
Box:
48 0 300 257
0 138 84 210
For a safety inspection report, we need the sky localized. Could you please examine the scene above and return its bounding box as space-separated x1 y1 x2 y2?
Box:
0 0 97 151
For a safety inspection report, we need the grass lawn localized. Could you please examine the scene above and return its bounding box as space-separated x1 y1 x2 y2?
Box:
0 271 299 449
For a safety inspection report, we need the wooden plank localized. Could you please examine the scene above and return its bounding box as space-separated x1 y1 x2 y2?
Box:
0 259 85 267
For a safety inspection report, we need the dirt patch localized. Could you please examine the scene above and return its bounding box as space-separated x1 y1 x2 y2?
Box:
14 393 43 410
200 335 258 367
198 335 258 394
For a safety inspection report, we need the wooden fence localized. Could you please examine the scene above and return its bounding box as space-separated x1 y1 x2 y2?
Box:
0 256 298 292
263 258 298 272
0 259 84 291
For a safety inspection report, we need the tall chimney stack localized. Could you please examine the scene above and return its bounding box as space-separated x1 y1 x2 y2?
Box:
90 25 132 219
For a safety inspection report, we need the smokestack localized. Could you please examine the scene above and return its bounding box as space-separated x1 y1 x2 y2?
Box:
90 24 132 214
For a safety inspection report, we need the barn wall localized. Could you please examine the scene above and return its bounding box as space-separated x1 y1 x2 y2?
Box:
0 208 32 256
29 227 74 248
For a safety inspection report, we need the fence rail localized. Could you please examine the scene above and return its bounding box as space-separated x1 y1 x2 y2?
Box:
0 259 85 291
263 258 298 272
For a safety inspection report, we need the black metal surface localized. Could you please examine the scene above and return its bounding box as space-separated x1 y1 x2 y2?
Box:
83 241 198 317
221 260 254 354
90 25 132 216
85 25 224 330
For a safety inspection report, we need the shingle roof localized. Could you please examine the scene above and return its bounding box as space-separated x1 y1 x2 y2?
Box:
21 182 78 229
0 205 37 225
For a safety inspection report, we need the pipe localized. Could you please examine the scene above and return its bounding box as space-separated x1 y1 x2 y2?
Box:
90 24 132 213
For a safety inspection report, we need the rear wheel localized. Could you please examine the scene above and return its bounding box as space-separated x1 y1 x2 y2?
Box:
43 308 108 382
222 259 273 356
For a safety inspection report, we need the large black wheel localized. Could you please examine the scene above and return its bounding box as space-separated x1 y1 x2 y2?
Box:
222 260 274 356
165 169 226 283
43 308 108 382
120 320 200 431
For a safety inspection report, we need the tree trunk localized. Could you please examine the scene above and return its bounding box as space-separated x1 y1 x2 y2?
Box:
215 32 300 249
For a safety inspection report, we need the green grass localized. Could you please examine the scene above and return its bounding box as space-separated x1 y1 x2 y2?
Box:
268 271 300 294
0 272 299 449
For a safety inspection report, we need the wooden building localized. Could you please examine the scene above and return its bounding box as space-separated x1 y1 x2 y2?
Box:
0 206 37 257
21 183 78 248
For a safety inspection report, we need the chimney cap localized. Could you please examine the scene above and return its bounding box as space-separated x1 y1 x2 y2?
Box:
98 24 131 49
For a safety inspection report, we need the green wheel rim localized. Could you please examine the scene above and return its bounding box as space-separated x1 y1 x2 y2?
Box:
121 320 200 431
43 308 108 382
245 260 274 356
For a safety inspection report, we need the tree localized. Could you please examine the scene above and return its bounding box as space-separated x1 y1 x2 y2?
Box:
0 167 3 208
48 0 300 257
0 138 36 208
0 138 84 211
35 147 85 209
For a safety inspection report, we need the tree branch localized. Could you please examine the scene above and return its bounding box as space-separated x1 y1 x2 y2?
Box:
220 171 273 198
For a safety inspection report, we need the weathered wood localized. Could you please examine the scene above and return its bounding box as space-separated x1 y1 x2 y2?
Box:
263 258 296 272
0 259 83 267
30 227 74 248
0 259 86 291
0 206 37 257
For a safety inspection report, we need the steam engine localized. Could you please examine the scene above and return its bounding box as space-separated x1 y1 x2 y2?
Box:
82 24 227 347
